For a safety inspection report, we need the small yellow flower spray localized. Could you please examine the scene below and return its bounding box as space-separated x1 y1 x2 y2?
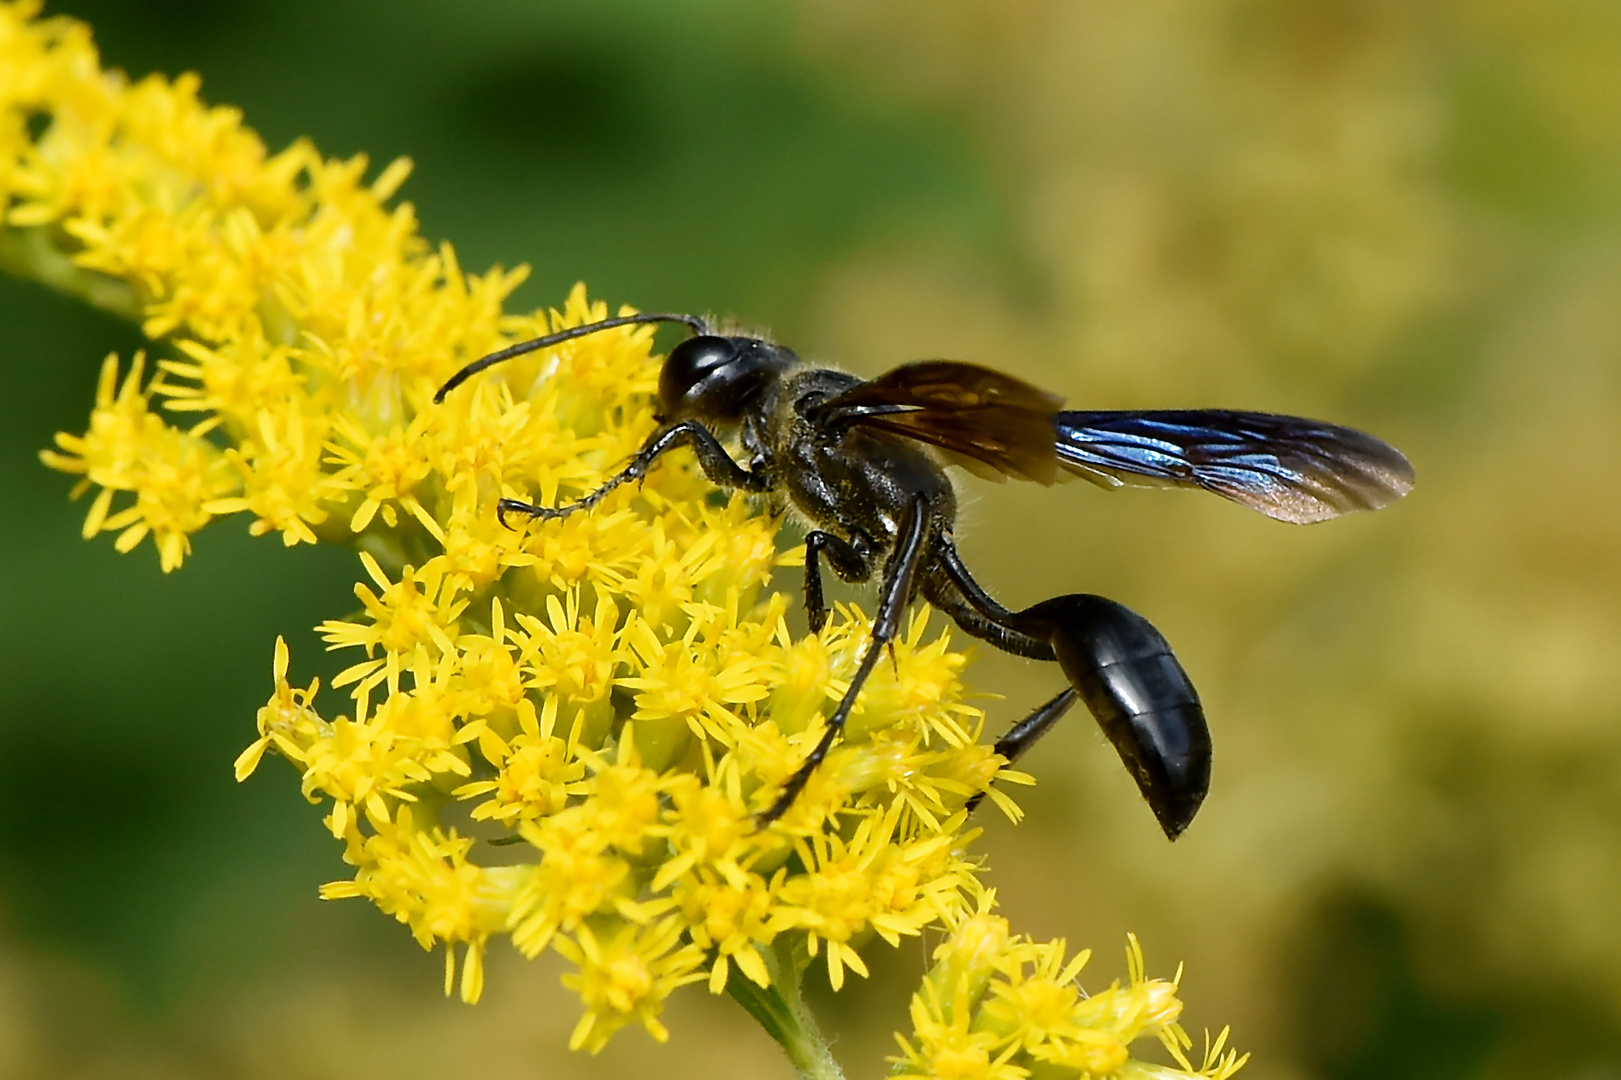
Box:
4 4 1245 1076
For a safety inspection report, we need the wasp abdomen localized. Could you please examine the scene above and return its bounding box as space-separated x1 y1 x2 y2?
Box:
1017 594 1211 840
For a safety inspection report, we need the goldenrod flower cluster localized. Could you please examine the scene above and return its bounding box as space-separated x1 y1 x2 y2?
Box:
896 905 1246 1080
7 2 1240 1073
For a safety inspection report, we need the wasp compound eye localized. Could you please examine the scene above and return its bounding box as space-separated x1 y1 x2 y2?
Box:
659 335 740 415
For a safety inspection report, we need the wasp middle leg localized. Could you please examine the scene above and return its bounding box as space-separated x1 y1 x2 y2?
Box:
802 531 874 635
759 495 931 826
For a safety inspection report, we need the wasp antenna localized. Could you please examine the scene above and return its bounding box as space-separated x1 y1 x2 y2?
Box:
434 312 708 403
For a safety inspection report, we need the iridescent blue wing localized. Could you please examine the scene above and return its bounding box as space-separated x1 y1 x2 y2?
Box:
1053 410 1414 523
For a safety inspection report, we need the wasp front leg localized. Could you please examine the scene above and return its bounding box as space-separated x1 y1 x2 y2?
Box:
497 419 772 527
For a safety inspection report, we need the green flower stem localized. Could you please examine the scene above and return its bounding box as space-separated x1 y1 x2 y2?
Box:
726 940 846 1080
0 226 140 320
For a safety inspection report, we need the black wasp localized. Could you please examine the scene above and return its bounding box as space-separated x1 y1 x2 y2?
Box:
435 312 1413 839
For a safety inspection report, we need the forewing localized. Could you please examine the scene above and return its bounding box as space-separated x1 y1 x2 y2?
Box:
815 361 1064 483
1054 409 1415 523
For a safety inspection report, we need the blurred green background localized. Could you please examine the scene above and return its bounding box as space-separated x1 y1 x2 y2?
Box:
3 1 1620 1077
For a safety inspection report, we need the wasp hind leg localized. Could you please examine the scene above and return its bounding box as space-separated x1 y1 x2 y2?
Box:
930 538 1210 840
963 686 1079 813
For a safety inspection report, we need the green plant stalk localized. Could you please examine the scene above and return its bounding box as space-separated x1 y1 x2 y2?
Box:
726 939 846 1080
0 226 140 320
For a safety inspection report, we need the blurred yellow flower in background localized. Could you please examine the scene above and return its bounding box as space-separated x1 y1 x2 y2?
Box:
795 2 1621 1076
